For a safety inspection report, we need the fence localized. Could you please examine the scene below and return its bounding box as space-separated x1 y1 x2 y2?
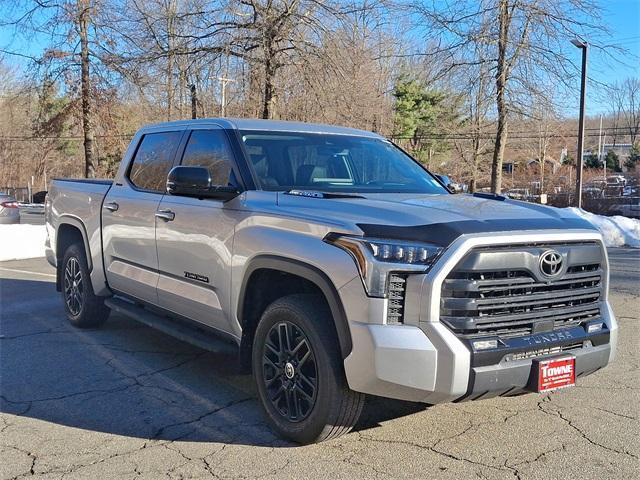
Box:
544 194 639 218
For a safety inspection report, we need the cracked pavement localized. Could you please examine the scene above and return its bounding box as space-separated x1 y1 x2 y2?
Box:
1 251 638 480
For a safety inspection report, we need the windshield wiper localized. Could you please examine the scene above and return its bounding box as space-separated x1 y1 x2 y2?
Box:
285 189 365 199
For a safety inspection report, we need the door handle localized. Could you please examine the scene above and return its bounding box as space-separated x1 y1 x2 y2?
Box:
103 202 119 212
155 209 175 221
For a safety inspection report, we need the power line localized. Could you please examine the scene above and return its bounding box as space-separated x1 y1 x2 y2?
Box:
391 131 636 141
0 127 636 143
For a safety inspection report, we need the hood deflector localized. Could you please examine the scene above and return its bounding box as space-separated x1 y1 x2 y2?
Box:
357 217 597 248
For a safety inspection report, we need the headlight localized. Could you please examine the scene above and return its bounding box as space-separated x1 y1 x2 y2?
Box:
325 234 443 297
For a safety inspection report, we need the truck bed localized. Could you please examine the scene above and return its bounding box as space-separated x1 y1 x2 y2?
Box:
52 178 113 186
45 178 114 295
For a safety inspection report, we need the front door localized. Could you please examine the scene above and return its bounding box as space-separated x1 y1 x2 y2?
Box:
102 130 183 304
155 127 243 333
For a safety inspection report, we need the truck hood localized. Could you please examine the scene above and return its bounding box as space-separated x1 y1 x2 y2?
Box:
274 192 596 246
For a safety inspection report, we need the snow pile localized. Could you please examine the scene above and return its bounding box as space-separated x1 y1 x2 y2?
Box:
566 207 640 248
0 224 47 261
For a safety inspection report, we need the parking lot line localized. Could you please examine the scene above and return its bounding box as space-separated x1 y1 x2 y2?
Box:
0 266 56 278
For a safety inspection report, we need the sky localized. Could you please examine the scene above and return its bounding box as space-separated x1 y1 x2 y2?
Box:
0 0 638 117
585 0 640 114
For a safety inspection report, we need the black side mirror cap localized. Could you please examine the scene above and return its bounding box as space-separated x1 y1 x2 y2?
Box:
166 166 240 201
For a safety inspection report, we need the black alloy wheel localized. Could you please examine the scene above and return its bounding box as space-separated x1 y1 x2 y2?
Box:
61 243 110 328
64 256 84 316
262 320 318 422
252 294 365 444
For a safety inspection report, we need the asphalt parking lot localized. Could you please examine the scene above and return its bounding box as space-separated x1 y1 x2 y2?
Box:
1 251 638 479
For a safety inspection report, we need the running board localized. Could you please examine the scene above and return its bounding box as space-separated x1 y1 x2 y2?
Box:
104 296 238 355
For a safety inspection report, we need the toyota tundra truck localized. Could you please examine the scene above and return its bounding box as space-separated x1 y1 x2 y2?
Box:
45 119 618 444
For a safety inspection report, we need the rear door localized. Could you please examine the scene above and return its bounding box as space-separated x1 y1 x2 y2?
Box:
155 127 242 332
102 130 183 304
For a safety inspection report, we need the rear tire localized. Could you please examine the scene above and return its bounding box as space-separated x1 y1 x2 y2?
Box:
61 243 109 328
252 294 364 444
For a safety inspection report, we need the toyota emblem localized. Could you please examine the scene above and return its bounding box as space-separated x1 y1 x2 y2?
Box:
539 250 563 277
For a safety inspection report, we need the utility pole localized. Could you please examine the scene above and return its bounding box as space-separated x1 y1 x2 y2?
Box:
571 39 588 208
602 135 607 186
217 77 234 117
597 114 604 184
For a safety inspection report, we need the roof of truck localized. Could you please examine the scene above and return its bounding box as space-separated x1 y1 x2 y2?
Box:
141 118 383 138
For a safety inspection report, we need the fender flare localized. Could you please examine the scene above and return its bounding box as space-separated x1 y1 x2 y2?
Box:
238 255 353 359
55 217 93 291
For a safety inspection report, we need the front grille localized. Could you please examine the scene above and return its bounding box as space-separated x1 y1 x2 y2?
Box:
440 243 603 338
387 274 407 324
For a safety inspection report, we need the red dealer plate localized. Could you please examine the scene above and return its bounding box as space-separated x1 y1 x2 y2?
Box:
536 356 576 392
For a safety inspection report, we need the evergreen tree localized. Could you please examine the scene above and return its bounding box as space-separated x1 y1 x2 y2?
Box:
393 76 460 166
584 152 601 169
624 144 640 170
603 150 621 172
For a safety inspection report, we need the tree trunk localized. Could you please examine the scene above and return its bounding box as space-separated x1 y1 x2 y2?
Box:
166 1 176 121
78 0 95 179
262 57 275 119
471 76 483 193
471 136 480 193
491 0 510 194
190 84 197 119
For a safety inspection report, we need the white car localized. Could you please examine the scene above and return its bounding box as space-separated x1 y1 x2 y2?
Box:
0 194 20 224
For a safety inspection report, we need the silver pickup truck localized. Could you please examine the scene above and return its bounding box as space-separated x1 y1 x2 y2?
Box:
45 118 618 444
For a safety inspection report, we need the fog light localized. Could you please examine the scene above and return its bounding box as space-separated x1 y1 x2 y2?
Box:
473 339 498 350
587 323 604 333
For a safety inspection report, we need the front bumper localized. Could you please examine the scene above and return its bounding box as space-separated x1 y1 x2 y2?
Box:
461 342 610 401
344 310 616 403
342 230 618 403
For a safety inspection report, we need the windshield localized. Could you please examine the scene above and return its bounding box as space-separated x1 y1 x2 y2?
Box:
239 130 447 194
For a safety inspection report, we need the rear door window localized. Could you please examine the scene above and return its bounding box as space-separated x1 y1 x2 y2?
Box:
128 131 182 192
180 130 236 185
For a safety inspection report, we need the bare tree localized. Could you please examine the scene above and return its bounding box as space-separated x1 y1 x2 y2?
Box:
410 0 610 193
607 78 640 145
1 0 105 177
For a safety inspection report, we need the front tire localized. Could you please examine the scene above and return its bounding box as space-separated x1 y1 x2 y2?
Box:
252 294 364 444
61 243 109 328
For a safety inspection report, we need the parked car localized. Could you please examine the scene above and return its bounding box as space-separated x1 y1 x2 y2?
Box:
18 191 47 217
32 190 48 203
585 180 606 191
45 119 618 444
434 174 456 192
504 188 530 200
582 186 604 199
610 199 640 218
607 175 626 186
0 194 20 224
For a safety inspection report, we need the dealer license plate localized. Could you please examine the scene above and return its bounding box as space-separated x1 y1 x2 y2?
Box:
534 356 576 392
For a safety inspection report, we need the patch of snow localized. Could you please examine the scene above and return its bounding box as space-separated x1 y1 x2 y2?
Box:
0 224 47 261
565 207 640 248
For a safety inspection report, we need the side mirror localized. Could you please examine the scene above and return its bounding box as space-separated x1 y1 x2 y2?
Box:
166 166 240 201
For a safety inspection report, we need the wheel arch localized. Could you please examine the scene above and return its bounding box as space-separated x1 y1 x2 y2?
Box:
237 256 353 371
55 219 92 292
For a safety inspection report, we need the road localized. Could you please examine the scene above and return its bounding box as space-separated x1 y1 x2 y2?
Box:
0 250 638 479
